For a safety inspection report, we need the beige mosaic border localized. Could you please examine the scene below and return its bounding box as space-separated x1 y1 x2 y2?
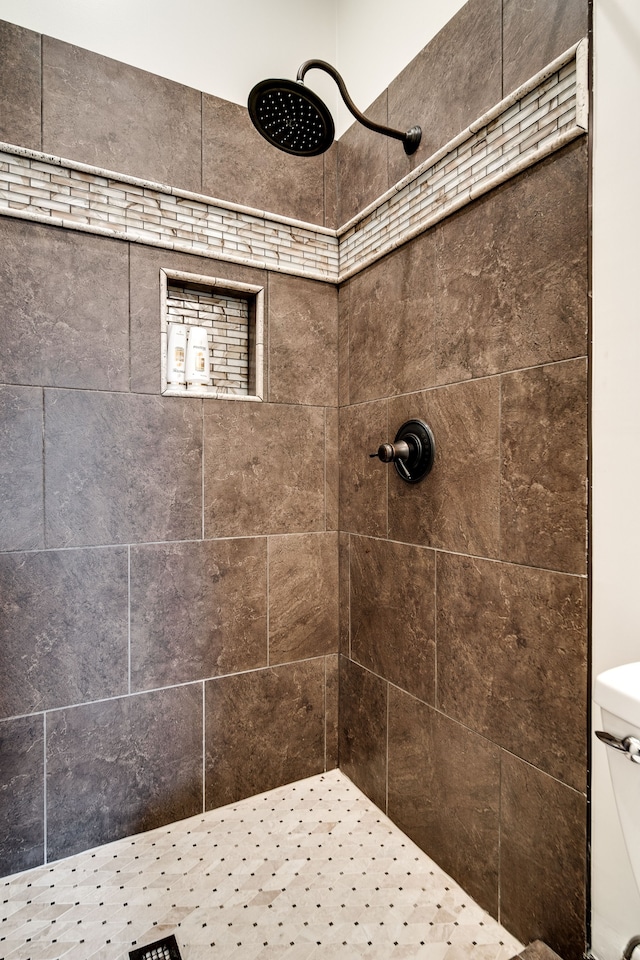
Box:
0 148 339 283
0 41 587 286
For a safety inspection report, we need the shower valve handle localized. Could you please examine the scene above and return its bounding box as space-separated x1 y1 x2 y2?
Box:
368 419 436 485
369 441 410 464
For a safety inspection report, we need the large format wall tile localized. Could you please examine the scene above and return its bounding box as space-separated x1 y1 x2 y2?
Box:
350 536 436 704
268 533 339 665
388 378 500 556
0 219 129 391
325 654 339 770
339 400 388 537
129 245 266 395
437 553 587 791
338 533 350 656
205 660 326 809
325 406 339 530
324 143 339 230
387 0 502 185
338 283 350 408
0 385 44 552
434 142 588 384
204 401 325 537
348 232 436 403
337 91 389 227
45 390 202 547
0 20 41 150
130 539 267 691
202 95 325 225
0 547 128 719
46 685 203 862
501 359 588 575
0 715 44 877
268 274 338 406
338 657 387 812
503 0 589 94
500 753 587 960
387 686 501 918
42 38 202 193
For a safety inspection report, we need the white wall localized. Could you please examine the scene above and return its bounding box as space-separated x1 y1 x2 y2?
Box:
334 0 467 133
591 0 640 956
0 0 339 119
0 0 466 135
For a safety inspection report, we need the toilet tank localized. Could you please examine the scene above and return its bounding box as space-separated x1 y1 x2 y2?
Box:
595 662 640 897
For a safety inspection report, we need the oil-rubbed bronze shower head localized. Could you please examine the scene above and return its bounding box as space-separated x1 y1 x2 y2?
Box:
248 60 421 158
248 77 335 157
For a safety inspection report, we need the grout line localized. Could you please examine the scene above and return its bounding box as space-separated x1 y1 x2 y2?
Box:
266 536 271 667
202 681 206 813
0 660 326 726
385 679 390 816
323 655 327 772
338 354 589 408
500 0 505 101
40 388 46 547
347 534 352 660
434 551 438 710
127 243 132 392
201 400 205 540
39 35 43 152
265 274 271 402
497 748 503 924
340 532 586 580
42 710 47 864
385 399 390 538
127 545 131 695
200 93 204 196
324 407 328 531
498 374 503 558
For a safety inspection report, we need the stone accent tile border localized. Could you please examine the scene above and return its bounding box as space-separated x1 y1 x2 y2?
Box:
0 146 339 284
0 41 587 288
338 39 588 280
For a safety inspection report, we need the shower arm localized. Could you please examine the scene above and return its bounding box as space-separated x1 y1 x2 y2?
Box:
296 59 422 155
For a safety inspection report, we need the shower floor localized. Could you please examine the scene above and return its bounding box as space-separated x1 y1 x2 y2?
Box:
1 769 523 960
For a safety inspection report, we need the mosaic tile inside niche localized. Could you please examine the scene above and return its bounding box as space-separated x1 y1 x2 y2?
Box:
167 282 249 396
0 770 523 960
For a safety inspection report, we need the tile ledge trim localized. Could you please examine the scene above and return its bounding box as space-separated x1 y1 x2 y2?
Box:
337 39 586 237
0 142 335 237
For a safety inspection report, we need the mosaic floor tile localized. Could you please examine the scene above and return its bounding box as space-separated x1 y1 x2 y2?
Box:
0 770 522 959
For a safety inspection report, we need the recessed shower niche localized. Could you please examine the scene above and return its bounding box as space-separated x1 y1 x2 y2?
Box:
160 268 264 400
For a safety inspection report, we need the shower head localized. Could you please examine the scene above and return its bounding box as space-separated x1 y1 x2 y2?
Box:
248 77 335 157
248 60 421 158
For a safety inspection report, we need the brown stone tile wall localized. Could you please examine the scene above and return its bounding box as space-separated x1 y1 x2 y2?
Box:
0 26 339 876
1 7 589 959
338 6 589 947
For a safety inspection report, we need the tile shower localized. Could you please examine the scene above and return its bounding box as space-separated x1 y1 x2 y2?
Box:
0 0 589 958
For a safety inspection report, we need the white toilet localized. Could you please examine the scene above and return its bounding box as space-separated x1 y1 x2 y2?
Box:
595 661 640 897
